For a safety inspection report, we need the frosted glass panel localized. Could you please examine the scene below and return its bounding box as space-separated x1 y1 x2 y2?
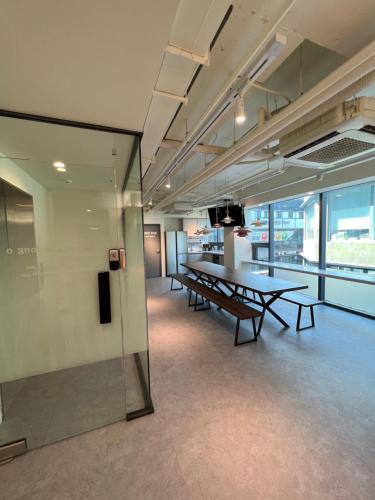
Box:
273 268 319 297
325 278 375 316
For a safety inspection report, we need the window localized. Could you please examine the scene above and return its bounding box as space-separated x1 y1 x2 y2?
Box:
326 183 375 270
245 207 269 262
273 195 319 265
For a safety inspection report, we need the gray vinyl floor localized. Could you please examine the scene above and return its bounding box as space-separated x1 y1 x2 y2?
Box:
0 277 374 500
0 356 144 450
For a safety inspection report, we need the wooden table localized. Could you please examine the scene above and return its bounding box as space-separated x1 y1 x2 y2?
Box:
181 261 308 331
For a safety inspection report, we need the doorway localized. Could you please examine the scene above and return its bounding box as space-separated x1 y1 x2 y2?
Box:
144 224 162 278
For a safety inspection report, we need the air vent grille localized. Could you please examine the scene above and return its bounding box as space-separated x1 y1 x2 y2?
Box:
298 137 375 164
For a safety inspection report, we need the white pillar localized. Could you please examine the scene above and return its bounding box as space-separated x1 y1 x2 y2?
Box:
224 227 252 270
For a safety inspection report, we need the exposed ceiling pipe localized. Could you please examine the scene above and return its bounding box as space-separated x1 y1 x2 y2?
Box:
143 0 298 199
152 42 375 210
249 81 291 104
242 155 375 206
192 168 282 206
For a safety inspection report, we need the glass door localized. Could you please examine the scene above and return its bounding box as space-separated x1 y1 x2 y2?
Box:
0 116 136 453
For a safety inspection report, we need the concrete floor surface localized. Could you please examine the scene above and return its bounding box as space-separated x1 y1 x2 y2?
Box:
0 277 374 499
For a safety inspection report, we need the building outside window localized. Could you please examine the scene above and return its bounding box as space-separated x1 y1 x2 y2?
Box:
245 206 269 261
326 182 375 272
273 196 319 265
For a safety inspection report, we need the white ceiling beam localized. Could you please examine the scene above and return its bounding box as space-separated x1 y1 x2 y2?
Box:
165 42 209 66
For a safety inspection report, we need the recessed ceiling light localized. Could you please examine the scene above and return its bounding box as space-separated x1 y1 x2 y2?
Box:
308 191 314 195
65 179 72 184
86 209 92 213
89 227 100 230
56 166 66 172
148 199 153 205
53 161 65 168
165 176 171 189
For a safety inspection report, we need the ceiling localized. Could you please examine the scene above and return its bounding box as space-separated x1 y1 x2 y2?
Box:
0 0 180 132
0 0 374 207
142 0 375 213
0 116 135 191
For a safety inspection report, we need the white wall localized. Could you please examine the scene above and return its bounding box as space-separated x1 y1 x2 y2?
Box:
0 161 127 381
224 227 252 270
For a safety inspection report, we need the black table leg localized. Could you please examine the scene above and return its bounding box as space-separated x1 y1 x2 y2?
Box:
259 293 290 329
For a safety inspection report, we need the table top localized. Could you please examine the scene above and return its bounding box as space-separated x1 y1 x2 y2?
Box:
243 260 375 286
181 261 308 295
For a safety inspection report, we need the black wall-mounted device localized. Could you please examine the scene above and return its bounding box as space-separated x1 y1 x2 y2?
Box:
98 271 111 324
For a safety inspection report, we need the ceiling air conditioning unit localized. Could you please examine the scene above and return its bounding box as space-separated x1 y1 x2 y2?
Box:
172 202 194 212
280 97 375 169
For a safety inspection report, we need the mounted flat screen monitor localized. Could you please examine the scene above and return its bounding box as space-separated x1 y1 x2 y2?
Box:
208 205 243 227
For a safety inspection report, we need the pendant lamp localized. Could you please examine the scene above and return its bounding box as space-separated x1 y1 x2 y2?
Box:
222 199 234 224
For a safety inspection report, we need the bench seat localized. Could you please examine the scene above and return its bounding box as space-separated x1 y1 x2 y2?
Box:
170 273 261 345
278 292 322 330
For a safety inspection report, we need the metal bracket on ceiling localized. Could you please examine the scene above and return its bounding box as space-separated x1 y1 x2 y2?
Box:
142 155 156 165
160 139 227 155
153 89 188 105
165 43 210 66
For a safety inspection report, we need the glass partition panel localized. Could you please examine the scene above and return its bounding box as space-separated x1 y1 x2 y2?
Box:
0 114 148 453
273 268 319 298
325 279 375 316
121 140 152 417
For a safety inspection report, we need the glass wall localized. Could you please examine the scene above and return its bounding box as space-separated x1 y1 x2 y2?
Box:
326 183 375 270
0 114 151 456
244 206 270 274
273 195 319 265
325 182 375 315
121 142 152 418
245 180 375 315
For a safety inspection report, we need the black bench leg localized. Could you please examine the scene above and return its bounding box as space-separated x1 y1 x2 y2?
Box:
194 293 210 311
296 305 316 331
188 289 202 306
234 318 258 346
296 305 302 330
170 276 183 291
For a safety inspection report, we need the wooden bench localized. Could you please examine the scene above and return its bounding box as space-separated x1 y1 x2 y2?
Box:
170 273 262 345
278 292 322 331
